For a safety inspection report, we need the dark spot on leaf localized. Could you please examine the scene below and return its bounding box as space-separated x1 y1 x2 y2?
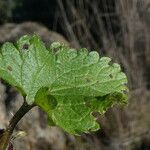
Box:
123 90 127 94
91 111 99 118
109 74 113 78
85 101 91 107
7 66 13 71
85 78 91 83
124 83 127 86
22 44 29 50
108 60 113 65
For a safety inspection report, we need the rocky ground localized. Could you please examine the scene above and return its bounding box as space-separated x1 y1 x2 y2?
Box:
0 22 150 150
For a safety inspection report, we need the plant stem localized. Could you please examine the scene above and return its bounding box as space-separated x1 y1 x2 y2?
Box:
0 101 34 150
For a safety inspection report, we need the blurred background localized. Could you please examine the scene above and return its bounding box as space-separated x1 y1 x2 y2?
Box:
0 0 150 149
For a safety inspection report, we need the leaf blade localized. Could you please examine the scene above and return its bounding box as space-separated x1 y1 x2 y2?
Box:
0 35 128 134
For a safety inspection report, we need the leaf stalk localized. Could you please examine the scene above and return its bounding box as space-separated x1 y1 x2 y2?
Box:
0 101 34 150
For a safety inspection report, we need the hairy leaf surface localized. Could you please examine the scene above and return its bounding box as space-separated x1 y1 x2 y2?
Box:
0 35 128 134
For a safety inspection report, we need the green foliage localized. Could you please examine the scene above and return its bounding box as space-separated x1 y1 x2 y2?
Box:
0 35 128 134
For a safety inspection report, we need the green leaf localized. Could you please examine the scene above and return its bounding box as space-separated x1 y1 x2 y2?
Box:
0 35 55 102
85 92 128 114
0 35 128 134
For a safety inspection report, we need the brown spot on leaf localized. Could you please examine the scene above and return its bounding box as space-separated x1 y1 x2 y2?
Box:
22 44 29 50
7 66 13 71
108 60 113 65
109 74 113 78
85 101 91 107
123 90 127 94
124 83 127 86
85 77 91 83
91 111 99 117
